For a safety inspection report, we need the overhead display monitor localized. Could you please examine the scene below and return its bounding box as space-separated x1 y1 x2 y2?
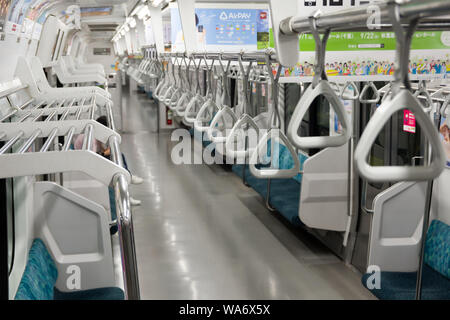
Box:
171 3 269 52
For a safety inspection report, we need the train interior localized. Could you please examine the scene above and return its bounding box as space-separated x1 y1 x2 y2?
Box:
1 0 450 302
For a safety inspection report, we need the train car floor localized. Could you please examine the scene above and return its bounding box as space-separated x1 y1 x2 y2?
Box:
117 87 375 300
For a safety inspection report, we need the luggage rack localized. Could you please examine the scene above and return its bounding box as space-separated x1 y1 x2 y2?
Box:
0 83 140 299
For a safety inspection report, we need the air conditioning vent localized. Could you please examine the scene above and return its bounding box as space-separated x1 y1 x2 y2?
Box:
88 24 118 32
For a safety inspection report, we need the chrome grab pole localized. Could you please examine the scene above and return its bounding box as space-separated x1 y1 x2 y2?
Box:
107 103 140 300
109 135 140 300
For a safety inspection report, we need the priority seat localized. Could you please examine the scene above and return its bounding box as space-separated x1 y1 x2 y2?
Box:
232 141 308 226
362 219 450 300
14 239 124 300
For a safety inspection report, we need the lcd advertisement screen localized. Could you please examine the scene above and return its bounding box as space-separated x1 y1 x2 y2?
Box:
171 7 269 52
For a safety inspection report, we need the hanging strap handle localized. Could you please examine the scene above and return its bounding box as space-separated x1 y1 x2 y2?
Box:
340 81 360 101
225 114 260 158
359 82 380 104
287 13 351 149
440 94 450 118
414 80 433 113
354 2 445 182
208 106 238 143
194 99 219 132
237 53 253 115
354 90 445 182
249 129 300 179
184 94 205 124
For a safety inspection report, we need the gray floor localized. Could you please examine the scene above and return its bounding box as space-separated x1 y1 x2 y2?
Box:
117 87 375 300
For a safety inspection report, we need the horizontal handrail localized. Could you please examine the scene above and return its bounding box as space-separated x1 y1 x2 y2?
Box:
281 0 450 34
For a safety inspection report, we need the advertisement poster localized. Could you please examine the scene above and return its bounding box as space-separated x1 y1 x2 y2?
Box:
272 0 450 80
30 0 49 40
171 6 269 52
0 0 12 33
403 110 416 133
439 118 450 168
5 0 21 34
5 0 33 35
36 3 48 24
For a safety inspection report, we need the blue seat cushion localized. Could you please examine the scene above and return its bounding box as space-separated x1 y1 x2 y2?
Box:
54 287 125 300
264 140 308 183
362 219 450 300
108 187 118 235
424 220 450 278
268 179 302 226
15 239 58 300
232 164 302 226
15 239 125 300
361 265 450 300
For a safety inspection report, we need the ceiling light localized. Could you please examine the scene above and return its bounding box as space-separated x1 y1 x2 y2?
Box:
131 5 143 17
151 0 164 7
137 6 149 20
129 17 136 28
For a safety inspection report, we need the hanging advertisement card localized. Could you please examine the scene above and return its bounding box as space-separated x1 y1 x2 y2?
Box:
439 117 450 168
0 0 12 34
403 110 416 134
271 0 450 81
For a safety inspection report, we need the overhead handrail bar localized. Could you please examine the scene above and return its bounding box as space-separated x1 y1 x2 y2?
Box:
160 51 277 64
279 0 450 35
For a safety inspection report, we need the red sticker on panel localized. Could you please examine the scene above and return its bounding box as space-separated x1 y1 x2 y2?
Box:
403 109 416 133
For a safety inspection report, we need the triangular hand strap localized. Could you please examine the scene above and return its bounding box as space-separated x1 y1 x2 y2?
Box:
208 106 238 143
225 114 260 158
249 129 300 179
354 89 445 182
194 99 219 132
175 92 193 117
184 94 205 124
154 78 168 99
359 82 380 104
414 81 433 113
168 88 182 111
287 80 351 149
340 81 360 101
162 85 175 106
